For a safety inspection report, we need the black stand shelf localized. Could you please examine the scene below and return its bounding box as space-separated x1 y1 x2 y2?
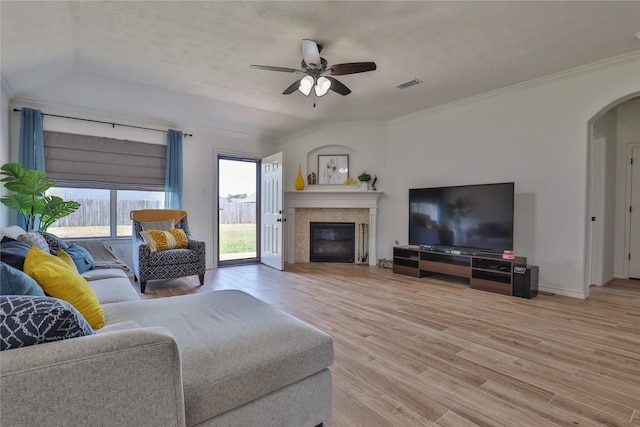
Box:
393 246 527 296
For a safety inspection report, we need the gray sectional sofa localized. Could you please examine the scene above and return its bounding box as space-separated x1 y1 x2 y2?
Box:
1 266 334 426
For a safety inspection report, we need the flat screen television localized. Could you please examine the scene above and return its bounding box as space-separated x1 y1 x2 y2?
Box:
409 182 514 254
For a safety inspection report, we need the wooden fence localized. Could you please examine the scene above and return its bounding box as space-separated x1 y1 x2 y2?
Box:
219 201 256 224
55 200 163 227
55 199 256 226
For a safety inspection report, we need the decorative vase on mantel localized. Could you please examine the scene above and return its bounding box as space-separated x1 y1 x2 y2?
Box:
295 164 305 191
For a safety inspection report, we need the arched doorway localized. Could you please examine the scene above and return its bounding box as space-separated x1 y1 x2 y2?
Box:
586 92 640 294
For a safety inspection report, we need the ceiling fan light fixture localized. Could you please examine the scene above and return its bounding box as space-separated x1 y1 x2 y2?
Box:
252 39 375 100
302 39 321 66
299 75 314 96
315 76 331 96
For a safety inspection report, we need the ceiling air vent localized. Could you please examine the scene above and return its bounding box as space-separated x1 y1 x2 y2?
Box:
395 79 422 90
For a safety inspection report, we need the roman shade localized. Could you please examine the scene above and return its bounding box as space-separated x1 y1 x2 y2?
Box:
43 131 166 189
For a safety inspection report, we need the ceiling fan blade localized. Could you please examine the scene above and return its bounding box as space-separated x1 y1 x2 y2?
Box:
301 39 321 67
251 65 298 73
328 62 377 75
282 79 302 95
326 77 351 96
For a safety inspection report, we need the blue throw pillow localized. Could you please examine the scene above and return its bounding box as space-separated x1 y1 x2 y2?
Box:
0 237 31 270
0 295 94 351
65 244 96 274
0 262 46 296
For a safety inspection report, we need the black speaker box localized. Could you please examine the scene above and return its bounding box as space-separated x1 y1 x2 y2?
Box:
513 265 538 299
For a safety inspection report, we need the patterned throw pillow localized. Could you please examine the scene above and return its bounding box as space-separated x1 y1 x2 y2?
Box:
140 229 188 253
0 295 94 351
38 231 69 256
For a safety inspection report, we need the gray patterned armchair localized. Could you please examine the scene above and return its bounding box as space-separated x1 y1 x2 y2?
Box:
130 209 206 293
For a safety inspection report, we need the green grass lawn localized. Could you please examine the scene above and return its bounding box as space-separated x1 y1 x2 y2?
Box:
47 225 131 238
219 223 256 254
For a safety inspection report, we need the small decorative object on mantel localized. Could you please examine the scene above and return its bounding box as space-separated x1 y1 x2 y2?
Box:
371 175 377 191
344 177 358 186
357 171 372 190
307 172 316 186
295 164 305 191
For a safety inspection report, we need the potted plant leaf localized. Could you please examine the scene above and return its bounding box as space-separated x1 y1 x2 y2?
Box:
357 171 372 190
0 162 80 231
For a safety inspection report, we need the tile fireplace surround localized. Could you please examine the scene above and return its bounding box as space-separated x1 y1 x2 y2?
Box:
285 188 382 265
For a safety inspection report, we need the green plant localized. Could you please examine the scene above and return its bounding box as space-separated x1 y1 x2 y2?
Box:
226 193 247 200
0 162 80 231
357 172 372 182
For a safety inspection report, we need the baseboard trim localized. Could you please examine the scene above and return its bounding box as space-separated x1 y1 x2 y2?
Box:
538 285 587 299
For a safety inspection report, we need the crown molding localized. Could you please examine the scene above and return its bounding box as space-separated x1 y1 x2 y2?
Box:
1 74 16 100
390 51 640 125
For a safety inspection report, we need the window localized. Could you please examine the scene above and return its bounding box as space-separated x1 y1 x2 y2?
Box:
43 131 167 239
46 188 165 239
116 190 165 236
46 188 110 238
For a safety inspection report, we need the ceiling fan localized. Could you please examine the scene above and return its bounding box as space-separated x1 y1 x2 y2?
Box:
251 39 376 98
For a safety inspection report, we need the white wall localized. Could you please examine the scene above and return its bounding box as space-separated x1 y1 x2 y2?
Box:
281 55 640 298
280 121 389 192
4 100 279 269
0 78 11 227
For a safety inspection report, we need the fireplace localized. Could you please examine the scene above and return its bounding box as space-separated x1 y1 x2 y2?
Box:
310 222 355 263
285 189 382 265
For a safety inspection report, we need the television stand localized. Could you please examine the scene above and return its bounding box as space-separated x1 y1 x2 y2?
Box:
393 245 526 296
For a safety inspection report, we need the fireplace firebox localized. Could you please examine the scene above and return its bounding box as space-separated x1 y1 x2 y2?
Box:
309 222 355 263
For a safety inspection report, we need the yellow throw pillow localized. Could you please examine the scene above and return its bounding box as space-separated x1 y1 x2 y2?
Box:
140 228 188 253
24 247 105 329
58 249 79 273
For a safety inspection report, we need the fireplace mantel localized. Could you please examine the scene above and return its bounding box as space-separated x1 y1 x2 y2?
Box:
285 189 382 265
285 189 382 209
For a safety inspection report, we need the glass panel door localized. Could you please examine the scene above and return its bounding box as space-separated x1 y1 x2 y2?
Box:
217 156 259 265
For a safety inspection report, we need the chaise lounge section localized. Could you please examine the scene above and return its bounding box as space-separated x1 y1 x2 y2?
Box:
1 228 333 426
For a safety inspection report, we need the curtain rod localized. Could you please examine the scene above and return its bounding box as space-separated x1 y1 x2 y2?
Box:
13 108 193 138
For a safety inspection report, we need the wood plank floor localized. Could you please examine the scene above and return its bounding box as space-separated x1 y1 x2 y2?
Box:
137 264 640 426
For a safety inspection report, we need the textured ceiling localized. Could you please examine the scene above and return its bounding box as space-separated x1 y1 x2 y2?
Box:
2 1 639 142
